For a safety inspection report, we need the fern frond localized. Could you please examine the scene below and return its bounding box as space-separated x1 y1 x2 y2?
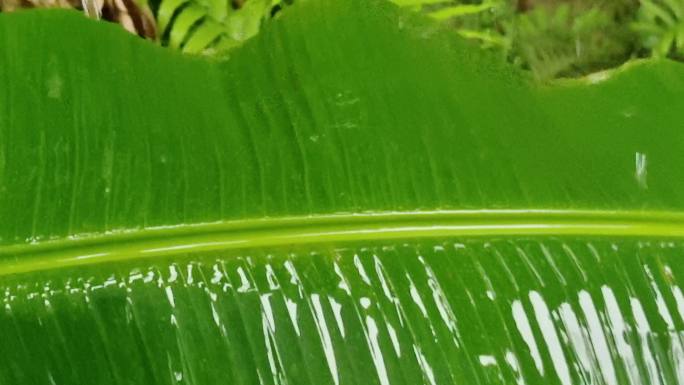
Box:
505 4 630 80
158 0 279 54
456 28 507 47
634 0 684 57
182 19 224 53
427 2 496 21
169 3 205 49
391 0 446 8
157 0 190 35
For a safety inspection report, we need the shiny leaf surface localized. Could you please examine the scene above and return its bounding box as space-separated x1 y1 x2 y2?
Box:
2 1 684 384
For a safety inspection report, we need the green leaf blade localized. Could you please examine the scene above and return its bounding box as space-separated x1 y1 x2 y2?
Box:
2 0 684 384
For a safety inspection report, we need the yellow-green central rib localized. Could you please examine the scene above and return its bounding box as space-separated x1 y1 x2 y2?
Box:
2 209 684 277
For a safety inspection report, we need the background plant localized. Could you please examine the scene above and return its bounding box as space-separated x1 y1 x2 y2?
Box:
153 0 288 54
2 0 684 75
393 0 644 79
632 0 684 59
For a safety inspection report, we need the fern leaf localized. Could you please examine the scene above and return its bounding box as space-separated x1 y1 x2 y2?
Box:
663 0 683 19
641 0 676 26
224 0 269 41
657 29 676 56
182 19 224 53
632 21 667 34
157 0 191 35
455 28 507 47
159 0 278 54
196 0 229 22
427 2 495 21
391 0 447 7
635 0 684 57
169 4 206 48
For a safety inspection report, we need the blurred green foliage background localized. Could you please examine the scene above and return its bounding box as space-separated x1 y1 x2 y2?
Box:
3 0 684 79
149 0 684 79
401 0 684 80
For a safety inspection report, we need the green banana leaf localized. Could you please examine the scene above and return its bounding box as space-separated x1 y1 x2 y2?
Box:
2 0 684 384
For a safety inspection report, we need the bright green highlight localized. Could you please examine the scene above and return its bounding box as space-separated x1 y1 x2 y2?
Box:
4 209 684 276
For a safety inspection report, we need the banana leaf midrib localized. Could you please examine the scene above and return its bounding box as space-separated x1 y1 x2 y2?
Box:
2 209 684 276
